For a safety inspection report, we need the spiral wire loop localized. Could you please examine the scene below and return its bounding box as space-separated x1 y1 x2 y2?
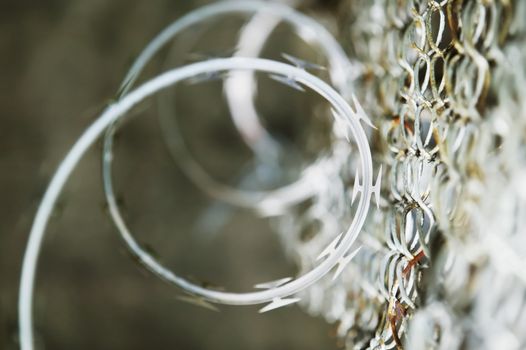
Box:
19 55 375 350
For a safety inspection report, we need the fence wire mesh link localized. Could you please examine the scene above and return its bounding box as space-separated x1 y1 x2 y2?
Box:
18 0 526 349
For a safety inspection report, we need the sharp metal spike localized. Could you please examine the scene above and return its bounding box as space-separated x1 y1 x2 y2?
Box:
317 233 343 261
259 297 301 313
255 277 293 290
352 170 363 204
332 247 361 280
352 167 382 207
330 108 342 120
176 295 219 312
187 71 228 85
372 166 383 209
331 108 351 142
351 95 376 129
281 53 326 71
269 74 305 92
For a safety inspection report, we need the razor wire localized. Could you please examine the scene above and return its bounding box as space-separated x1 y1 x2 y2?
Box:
18 56 376 350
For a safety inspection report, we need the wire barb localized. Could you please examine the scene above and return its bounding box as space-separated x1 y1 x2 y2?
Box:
282 53 327 71
269 74 306 92
176 295 220 312
352 166 382 208
255 277 293 289
317 233 343 261
332 247 361 280
259 297 301 313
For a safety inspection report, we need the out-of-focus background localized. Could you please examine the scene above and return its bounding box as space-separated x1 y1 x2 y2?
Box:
0 0 343 349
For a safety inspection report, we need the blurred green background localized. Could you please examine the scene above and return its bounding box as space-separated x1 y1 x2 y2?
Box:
0 0 342 349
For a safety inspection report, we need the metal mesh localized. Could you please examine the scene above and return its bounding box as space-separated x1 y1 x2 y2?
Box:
273 0 526 348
